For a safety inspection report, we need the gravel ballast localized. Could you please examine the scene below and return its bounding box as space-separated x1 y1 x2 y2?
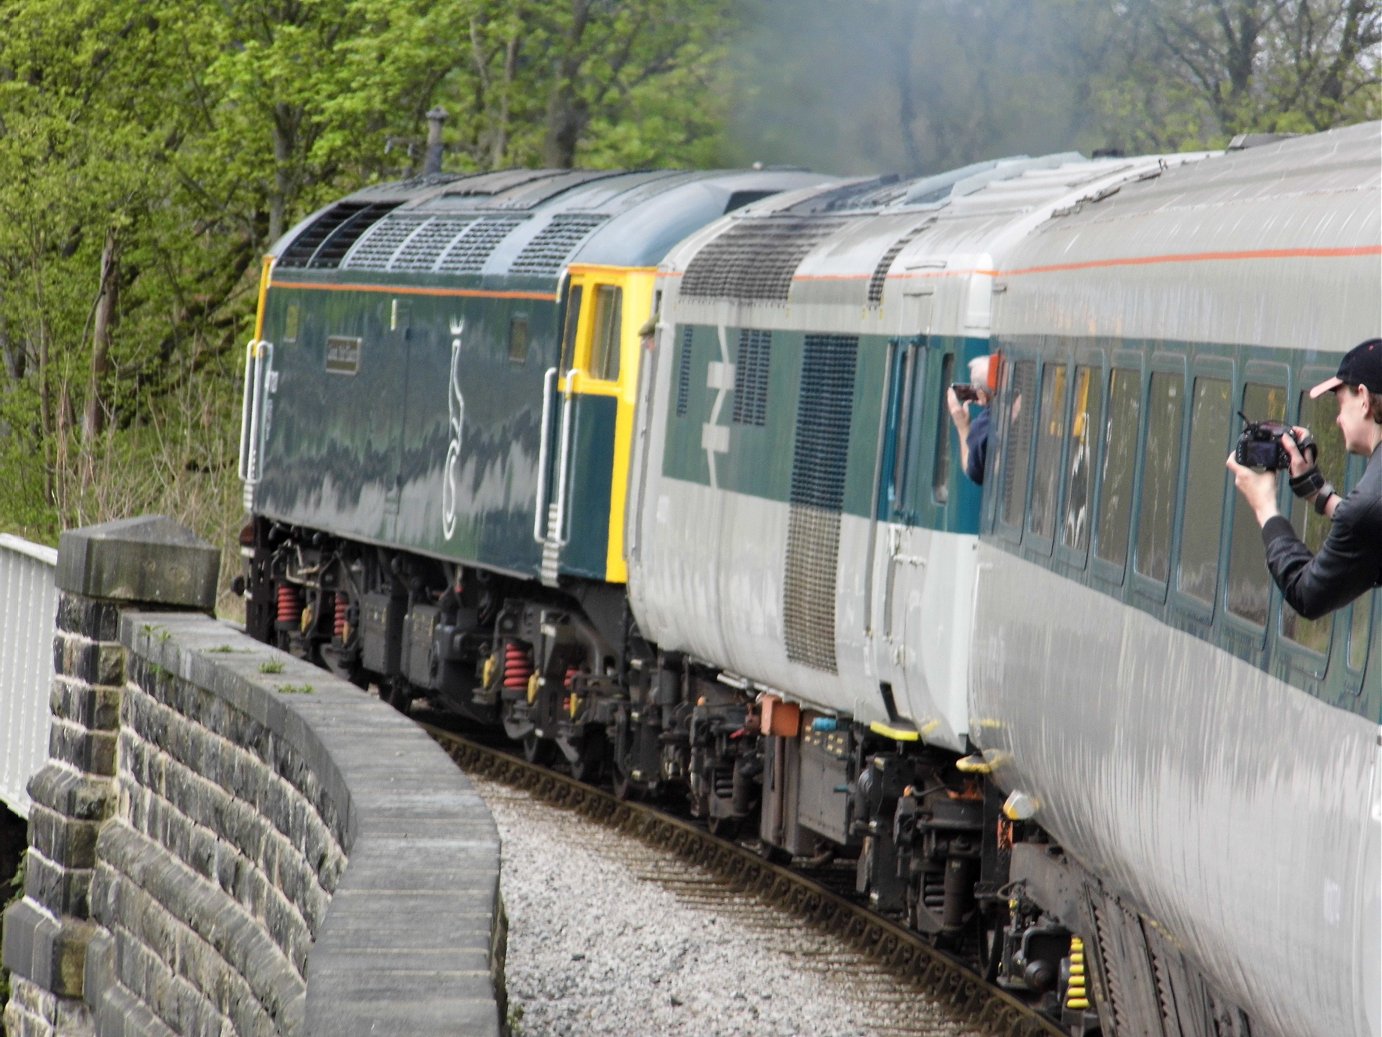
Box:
476 779 996 1037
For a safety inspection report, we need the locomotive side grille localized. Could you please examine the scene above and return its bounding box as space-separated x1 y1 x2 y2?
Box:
783 334 857 673
731 329 771 426
436 216 527 274
510 214 607 276
277 201 401 269
789 335 856 510
680 218 847 302
675 326 694 417
340 214 432 270
783 507 840 672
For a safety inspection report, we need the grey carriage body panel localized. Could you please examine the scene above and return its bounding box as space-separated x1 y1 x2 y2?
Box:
973 121 1382 1037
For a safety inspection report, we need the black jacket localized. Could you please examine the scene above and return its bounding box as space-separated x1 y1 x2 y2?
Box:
1262 447 1382 620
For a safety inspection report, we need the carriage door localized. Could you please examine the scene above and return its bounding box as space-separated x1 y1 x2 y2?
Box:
535 265 646 585
871 336 936 690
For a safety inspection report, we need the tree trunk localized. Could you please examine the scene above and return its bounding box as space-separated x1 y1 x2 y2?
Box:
82 224 119 441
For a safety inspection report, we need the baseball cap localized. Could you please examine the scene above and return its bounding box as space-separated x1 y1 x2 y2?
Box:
1309 338 1382 398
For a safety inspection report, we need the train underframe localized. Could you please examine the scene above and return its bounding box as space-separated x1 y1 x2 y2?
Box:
237 517 1105 1034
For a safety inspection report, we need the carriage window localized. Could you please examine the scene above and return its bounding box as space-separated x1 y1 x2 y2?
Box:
1282 389 1346 651
1061 365 1101 555
932 353 955 503
561 285 583 371
1178 377 1230 604
1001 360 1037 528
1135 372 1184 584
589 284 622 381
1029 363 1068 541
1095 368 1141 569
1227 383 1286 625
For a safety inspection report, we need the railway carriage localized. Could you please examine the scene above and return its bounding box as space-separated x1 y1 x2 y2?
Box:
973 121 1381 1037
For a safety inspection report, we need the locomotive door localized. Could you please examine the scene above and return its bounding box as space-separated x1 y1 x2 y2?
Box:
534 265 652 585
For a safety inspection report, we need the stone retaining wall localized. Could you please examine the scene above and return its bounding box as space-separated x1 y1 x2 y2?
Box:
2 517 505 1037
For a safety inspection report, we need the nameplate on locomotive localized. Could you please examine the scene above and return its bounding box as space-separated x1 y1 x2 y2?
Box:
325 335 363 375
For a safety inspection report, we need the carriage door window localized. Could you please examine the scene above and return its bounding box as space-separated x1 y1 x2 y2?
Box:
1134 371 1184 584
1094 368 1141 571
1227 383 1286 626
932 352 955 504
1281 388 1346 652
1061 365 1102 557
883 339 925 521
1177 377 1230 606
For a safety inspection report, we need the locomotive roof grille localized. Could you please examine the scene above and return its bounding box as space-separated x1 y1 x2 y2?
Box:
277 201 402 268
509 214 609 277
436 215 528 274
866 219 935 305
681 217 849 302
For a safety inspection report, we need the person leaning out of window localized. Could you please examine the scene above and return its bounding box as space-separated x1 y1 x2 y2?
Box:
947 354 997 485
1226 338 1382 619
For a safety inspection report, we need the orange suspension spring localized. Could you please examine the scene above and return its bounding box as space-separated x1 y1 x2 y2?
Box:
503 643 534 689
334 594 349 640
275 584 302 626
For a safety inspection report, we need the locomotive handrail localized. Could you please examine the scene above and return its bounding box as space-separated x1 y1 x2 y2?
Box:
237 339 259 484
533 365 559 544
551 367 579 547
238 340 273 496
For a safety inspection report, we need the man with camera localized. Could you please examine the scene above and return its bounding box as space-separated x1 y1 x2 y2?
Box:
1226 338 1382 620
947 355 995 485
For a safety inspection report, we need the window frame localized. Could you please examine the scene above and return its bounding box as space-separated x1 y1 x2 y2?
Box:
1053 354 1107 572
1222 361 1291 652
1024 356 1072 558
1169 357 1234 626
1128 353 1189 608
1089 350 1147 591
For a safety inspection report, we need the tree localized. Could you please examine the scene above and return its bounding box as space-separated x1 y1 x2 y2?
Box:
0 0 743 561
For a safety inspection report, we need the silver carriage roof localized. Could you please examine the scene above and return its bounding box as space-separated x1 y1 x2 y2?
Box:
658 150 1212 339
992 120 1382 352
268 168 836 280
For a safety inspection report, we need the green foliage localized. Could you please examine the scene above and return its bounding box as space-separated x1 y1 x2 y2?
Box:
0 0 736 594
259 660 285 675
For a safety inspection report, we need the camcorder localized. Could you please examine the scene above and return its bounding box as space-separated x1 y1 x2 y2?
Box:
1234 414 1317 471
950 382 981 403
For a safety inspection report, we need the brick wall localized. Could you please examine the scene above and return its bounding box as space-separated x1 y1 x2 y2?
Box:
2 517 505 1037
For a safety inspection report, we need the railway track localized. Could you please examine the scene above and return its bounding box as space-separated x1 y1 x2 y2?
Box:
417 718 1065 1037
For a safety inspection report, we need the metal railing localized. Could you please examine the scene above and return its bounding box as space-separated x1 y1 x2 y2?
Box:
0 534 57 818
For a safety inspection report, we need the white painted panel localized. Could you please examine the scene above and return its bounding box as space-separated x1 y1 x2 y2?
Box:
0 534 57 818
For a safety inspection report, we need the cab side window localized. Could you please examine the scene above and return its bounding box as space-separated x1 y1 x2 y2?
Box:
589 284 622 381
